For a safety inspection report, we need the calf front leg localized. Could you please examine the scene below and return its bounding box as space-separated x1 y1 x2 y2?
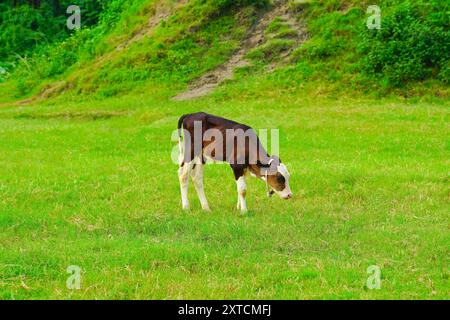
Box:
178 162 192 210
236 176 248 213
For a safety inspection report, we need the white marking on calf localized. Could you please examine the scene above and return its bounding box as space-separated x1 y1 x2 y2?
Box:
190 161 210 211
178 155 210 211
276 163 292 199
178 163 191 210
236 176 247 213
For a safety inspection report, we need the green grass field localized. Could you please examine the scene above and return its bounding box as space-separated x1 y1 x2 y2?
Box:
0 0 448 300
0 90 448 299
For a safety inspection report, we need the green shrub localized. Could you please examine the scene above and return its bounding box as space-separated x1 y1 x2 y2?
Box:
358 1 449 87
0 1 109 62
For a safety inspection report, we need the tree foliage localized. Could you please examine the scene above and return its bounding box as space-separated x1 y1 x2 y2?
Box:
0 0 106 61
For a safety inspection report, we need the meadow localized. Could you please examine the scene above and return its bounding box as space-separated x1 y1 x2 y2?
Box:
0 0 448 300
0 88 448 299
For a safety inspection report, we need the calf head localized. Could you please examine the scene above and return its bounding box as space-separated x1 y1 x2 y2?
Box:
260 156 293 200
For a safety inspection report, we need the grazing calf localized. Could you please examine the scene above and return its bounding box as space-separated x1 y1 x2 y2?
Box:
177 112 292 213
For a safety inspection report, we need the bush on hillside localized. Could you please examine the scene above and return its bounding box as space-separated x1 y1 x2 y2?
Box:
358 1 449 87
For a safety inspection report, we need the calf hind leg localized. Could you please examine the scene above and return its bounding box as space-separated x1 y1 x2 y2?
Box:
178 162 192 210
190 160 210 211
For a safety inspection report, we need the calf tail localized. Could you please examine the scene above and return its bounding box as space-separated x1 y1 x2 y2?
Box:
177 114 186 138
177 115 187 166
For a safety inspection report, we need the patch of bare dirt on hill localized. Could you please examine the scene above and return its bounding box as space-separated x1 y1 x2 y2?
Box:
117 0 188 51
9 80 72 107
15 110 127 121
0 80 71 108
172 0 307 101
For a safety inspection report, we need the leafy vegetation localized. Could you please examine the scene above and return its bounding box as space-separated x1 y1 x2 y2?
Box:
0 1 106 65
1 0 448 98
359 0 449 87
292 0 449 92
0 0 270 95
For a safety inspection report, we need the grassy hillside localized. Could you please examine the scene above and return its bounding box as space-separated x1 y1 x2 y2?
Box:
0 0 448 101
0 0 448 299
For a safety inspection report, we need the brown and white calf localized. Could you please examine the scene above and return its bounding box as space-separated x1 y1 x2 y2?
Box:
177 112 292 213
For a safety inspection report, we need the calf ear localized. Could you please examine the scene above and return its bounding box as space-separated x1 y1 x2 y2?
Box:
271 155 282 164
267 159 279 175
257 159 270 168
258 158 279 176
